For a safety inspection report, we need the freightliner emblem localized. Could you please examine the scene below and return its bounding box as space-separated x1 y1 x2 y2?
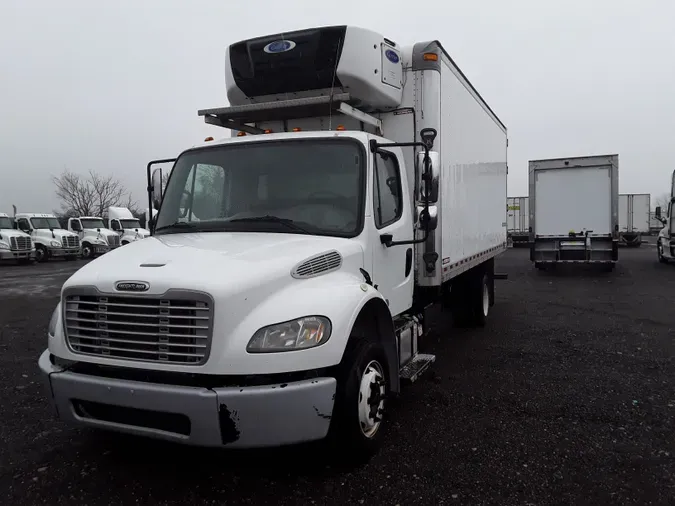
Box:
115 281 150 292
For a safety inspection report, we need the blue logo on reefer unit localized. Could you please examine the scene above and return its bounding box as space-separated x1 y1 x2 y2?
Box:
385 49 400 64
263 40 297 54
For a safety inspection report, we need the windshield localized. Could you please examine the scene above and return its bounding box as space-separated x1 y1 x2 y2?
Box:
0 217 12 229
120 219 141 229
80 218 106 229
30 217 61 229
155 139 365 237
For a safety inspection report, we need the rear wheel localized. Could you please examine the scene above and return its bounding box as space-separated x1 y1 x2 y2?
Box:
452 267 491 328
328 336 389 463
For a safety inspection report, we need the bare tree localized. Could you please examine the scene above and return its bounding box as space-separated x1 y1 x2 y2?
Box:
53 169 138 218
654 192 670 212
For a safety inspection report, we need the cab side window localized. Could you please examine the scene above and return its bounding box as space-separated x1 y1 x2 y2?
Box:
17 218 30 232
373 152 402 229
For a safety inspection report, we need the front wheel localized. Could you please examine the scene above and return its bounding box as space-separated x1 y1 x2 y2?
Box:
81 243 93 259
328 338 389 463
35 245 48 263
658 240 668 263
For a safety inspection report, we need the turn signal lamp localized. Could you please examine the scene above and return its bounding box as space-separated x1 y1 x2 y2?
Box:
423 53 438 61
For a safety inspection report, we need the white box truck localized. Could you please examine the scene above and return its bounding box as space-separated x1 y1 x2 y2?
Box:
0 212 34 263
529 154 619 270
39 25 508 460
507 196 529 246
618 193 650 247
655 169 675 263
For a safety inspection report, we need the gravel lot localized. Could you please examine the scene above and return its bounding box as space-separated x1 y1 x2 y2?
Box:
1 243 674 505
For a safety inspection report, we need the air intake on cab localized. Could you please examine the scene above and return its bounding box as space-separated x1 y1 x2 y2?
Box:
291 251 343 279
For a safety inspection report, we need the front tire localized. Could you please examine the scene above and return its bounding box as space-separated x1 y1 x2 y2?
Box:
35 245 48 263
328 337 389 463
658 240 668 263
81 243 93 259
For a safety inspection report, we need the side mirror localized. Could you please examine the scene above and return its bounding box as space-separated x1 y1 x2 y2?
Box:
70 220 82 232
417 204 438 230
417 150 440 203
420 128 437 149
151 168 164 209
655 206 662 219
111 220 121 231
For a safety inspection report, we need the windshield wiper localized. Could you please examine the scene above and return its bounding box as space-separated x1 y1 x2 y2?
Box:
154 221 198 233
229 215 311 234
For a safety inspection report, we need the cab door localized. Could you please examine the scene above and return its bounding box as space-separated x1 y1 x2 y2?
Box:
370 149 414 317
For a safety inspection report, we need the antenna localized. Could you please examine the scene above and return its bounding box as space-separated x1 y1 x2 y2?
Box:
12 204 16 217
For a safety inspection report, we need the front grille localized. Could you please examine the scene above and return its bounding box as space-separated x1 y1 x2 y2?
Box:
107 235 120 247
10 236 31 251
64 291 213 365
63 236 80 248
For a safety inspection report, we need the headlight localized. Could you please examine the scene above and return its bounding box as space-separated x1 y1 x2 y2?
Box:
48 303 61 337
0 242 8 250
50 240 61 247
247 316 331 353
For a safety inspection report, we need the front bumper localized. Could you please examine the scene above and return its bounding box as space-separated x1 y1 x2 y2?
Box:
50 248 81 257
0 249 34 260
39 350 336 448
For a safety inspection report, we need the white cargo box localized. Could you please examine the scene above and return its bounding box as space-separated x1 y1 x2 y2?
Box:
529 154 619 265
618 193 650 234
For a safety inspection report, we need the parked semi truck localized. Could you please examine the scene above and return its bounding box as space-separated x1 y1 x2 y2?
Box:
15 213 80 262
655 169 675 263
0 212 34 263
507 196 528 246
529 155 619 270
67 216 120 259
618 193 650 247
39 25 508 459
107 206 150 244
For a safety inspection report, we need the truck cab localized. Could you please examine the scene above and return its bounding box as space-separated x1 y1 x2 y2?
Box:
0 212 34 263
107 206 149 244
15 213 80 262
655 169 675 263
67 216 120 259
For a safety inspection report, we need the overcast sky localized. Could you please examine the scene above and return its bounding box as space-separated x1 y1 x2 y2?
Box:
1 0 674 215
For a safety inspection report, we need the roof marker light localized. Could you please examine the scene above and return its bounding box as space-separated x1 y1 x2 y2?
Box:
292 127 302 132
237 131 247 137
336 125 346 131
423 53 438 61
204 136 214 142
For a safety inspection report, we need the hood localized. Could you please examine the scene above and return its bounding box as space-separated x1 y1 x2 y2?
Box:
83 227 117 238
64 232 364 296
123 227 150 239
0 228 30 239
36 228 77 239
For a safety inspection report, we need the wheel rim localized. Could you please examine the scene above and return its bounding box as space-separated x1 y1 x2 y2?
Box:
83 245 91 258
358 360 385 439
36 248 44 261
482 280 489 317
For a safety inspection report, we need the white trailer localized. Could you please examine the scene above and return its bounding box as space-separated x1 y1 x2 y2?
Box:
529 155 619 270
656 169 675 263
618 193 650 246
15 213 81 262
0 212 34 263
39 25 508 460
507 196 529 246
